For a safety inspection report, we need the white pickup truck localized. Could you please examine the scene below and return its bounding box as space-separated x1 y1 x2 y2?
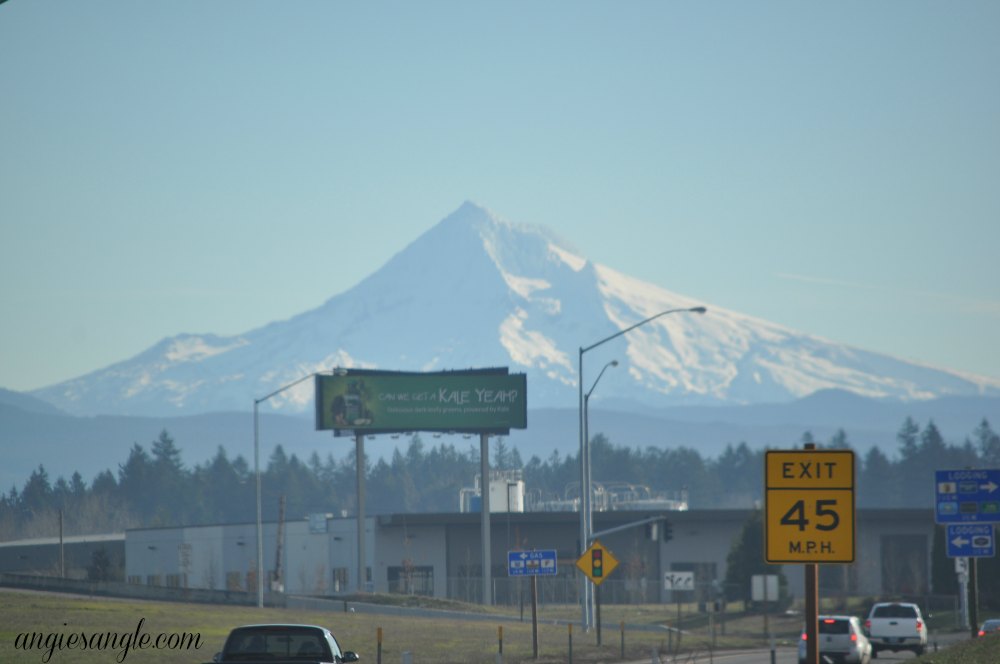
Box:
864 602 928 657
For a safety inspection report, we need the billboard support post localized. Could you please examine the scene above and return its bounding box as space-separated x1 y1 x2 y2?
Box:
356 432 366 593
481 432 492 605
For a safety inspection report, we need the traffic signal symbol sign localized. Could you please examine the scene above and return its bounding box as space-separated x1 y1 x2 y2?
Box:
576 539 619 585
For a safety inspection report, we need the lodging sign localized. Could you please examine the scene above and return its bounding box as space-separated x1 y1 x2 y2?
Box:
764 449 855 564
315 369 527 434
945 523 995 559
934 469 1000 524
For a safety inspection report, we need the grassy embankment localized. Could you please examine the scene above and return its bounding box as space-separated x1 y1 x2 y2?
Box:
3 589 990 664
1 589 806 664
915 632 1000 663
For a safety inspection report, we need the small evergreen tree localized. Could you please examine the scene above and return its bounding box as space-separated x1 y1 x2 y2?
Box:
828 429 851 449
88 547 113 582
974 419 1000 467
723 510 786 604
897 417 920 461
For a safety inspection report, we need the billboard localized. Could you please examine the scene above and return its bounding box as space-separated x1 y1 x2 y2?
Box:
315 369 527 434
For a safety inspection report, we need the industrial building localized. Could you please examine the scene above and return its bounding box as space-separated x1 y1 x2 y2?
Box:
1 471 938 606
121 508 937 605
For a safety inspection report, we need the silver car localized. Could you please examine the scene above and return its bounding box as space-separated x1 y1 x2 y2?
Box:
798 615 872 664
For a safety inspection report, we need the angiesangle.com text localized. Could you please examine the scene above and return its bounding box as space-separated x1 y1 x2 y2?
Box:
14 618 202 662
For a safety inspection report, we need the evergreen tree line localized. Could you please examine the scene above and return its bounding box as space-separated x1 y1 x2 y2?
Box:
1 417 998 541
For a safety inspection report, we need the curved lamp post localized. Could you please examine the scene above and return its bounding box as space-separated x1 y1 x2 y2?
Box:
578 306 706 630
583 359 618 554
253 368 344 608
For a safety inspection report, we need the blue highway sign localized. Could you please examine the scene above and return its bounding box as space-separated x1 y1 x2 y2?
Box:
507 549 558 577
946 524 995 558
934 469 1000 524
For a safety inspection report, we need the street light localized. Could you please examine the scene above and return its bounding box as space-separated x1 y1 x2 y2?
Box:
578 306 706 631
583 359 618 557
253 368 343 608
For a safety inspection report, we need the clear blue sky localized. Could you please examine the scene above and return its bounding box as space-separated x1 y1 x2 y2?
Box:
2 1 998 392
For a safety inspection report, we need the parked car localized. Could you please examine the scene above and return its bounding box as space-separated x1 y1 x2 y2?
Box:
798 615 872 664
864 602 928 657
979 619 1000 637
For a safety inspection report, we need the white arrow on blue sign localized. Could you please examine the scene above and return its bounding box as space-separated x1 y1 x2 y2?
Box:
934 469 1000 524
946 523 995 558
507 550 558 576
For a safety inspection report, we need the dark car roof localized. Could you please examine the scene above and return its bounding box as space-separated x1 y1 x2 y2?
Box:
232 625 328 631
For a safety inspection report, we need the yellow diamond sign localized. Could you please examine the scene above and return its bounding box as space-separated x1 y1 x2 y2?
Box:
575 539 619 586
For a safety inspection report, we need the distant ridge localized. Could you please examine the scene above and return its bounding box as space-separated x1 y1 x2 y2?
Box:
3 388 999 494
0 388 66 416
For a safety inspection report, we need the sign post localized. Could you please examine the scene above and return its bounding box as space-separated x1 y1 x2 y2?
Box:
955 557 970 630
576 540 619 642
766 445 855 664
509 549 557 657
752 574 779 637
664 571 695 635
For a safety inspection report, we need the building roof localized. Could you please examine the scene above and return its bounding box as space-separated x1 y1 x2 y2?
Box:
0 532 124 548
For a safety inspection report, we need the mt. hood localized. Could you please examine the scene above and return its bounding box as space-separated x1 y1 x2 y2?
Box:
33 202 1000 417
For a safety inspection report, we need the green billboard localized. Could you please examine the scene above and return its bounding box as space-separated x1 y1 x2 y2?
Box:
315 369 527 434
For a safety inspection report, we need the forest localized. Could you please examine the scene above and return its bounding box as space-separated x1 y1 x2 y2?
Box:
1 416 998 542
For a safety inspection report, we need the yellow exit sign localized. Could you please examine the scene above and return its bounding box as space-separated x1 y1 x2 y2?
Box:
765 449 855 564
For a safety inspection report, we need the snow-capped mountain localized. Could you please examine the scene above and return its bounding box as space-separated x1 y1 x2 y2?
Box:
31 202 1000 417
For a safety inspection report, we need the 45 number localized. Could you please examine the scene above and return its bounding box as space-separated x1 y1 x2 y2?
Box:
780 499 840 532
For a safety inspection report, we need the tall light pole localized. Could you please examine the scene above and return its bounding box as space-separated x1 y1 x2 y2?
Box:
253 369 340 608
583 359 618 574
578 305 706 630
580 360 617 633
